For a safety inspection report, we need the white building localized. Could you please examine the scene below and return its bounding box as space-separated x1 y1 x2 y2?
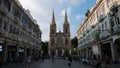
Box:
77 0 120 61
0 0 42 63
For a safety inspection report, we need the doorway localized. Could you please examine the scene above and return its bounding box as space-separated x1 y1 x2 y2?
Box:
7 46 17 62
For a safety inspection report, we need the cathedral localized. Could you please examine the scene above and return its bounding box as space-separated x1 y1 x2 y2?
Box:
49 11 71 57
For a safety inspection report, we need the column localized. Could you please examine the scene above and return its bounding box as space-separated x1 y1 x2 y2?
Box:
24 46 27 57
110 41 115 61
3 41 7 62
86 47 89 58
16 44 19 58
56 49 57 56
62 49 64 56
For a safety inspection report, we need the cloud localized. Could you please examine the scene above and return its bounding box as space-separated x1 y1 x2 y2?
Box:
76 14 84 20
18 0 86 41
59 0 86 5
61 7 71 17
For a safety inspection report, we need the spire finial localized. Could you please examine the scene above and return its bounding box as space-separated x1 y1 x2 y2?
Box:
52 10 55 24
64 10 68 24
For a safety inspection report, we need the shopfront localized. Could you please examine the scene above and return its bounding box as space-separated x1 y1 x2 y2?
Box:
101 43 112 59
7 45 17 62
0 42 3 62
17 47 25 62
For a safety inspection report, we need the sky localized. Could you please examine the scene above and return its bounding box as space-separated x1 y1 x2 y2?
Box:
18 0 96 41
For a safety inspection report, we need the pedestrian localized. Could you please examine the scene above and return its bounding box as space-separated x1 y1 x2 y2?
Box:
104 54 110 68
96 55 102 68
0 60 2 68
96 60 101 68
0 57 2 68
68 55 72 66
42 55 45 61
26 56 31 68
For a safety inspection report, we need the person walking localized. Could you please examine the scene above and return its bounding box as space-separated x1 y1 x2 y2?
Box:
0 61 2 68
104 54 110 68
68 55 72 66
26 56 32 68
0 59 2 68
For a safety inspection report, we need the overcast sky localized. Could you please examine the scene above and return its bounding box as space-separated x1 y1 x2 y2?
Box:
18 0 96 41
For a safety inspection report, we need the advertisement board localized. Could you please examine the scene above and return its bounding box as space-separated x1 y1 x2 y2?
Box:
92 45 99 55
18 48 24 52
0 46 2 51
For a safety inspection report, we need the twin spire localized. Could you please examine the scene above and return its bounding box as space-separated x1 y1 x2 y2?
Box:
51 10 68 24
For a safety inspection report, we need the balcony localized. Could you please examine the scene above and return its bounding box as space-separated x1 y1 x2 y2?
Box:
110 1 118 10
7 33 18 41
113 24 120 33
100 31 110 39
0 4 9 15
97 14 106 22
13 16 20 24
0 29 7 37
18 37 22 42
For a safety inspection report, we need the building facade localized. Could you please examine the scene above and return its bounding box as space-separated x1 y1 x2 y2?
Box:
0 0 42 63
77 0 120 61
49 11 71 57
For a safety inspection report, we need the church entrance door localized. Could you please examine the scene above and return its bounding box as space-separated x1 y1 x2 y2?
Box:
57 47 62 57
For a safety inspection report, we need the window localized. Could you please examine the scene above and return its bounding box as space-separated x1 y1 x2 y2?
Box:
13 26 16 34
65 38 68 44
0 18 2 28
102 24 104 30
105 22 108 30
66 28 67 33
110 20 114 27
22 16 27 25
9 24 13 33
57 37 62 43
12 7 21 20
4 0 11 11
101 4 105 14
28 23 32 30
16 28 19 35
3 21 7 31
51 38 54 44
110 20 114 32
52 29 54 33
116 17 120 24
0 0 2 4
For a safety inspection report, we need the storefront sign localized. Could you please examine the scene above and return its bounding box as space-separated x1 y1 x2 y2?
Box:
18 48 24 52
0 46 2 51
92 45 99 55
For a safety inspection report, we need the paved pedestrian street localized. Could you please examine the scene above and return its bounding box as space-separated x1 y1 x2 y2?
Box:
2 59 92 68
2 59 120 68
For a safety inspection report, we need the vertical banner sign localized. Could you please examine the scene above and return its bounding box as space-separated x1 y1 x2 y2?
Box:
92 45 99 55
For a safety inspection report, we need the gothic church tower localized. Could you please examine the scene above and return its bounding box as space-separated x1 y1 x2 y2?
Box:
49 11 71 57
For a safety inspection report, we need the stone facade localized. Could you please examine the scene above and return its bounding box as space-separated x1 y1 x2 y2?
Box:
0 0 42 63
77 0 120 61
49 11 71 57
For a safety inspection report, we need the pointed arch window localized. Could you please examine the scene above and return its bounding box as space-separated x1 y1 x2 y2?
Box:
65 38 68 44
66 27 68 33
51 38 54 45
57 37 62 43
52 29 54 33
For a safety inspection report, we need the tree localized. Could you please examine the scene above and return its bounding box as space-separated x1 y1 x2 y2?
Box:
41 41 48 56
71 36 78 48
71 36 78 55
85 9 90 17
